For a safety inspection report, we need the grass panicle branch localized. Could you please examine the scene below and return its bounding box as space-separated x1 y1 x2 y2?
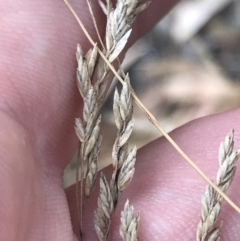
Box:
94 76 138 240
111 75 136 207
74 0 147 238
75 43 103 198
197 130 240 241
75 43 105 239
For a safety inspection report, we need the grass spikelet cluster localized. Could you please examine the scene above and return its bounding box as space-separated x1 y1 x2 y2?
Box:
197 130 240 241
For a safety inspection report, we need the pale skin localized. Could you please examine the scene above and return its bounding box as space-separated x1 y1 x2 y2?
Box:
1 1 240 240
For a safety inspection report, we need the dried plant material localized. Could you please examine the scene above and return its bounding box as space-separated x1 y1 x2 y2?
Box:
111 75 135 207
75 43 103 197
197 186 221 241
94 75 137 240
93 0 150 110
120 200 140 241
98 0 108 15
85 134 103 197
91 1 149 238
118 146 137 192
75 43 105 239
197 130 240 241
104 0 150 62
75 0 148 204
94 173 114 241
207 226 221 241
74 0 149 239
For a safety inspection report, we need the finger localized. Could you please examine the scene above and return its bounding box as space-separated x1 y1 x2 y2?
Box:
0 111 81 241
66 108 240 240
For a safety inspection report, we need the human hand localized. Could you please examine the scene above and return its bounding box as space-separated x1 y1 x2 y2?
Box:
1 1 240 241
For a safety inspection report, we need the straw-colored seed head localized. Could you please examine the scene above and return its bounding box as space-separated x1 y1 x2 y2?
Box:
120 200 140 241
197 130 240 241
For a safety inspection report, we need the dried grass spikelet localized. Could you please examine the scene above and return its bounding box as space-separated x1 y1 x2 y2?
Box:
94 173 114 241
111 74 136 207
94 75 137 241
120 200 140 241
75 44 103 197
95 0 151 109
118 146 137 192
96 0 151 98
100 0 150 62
197 130 240 241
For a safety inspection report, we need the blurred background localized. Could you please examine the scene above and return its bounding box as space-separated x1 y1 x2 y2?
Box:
64 0 240 187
